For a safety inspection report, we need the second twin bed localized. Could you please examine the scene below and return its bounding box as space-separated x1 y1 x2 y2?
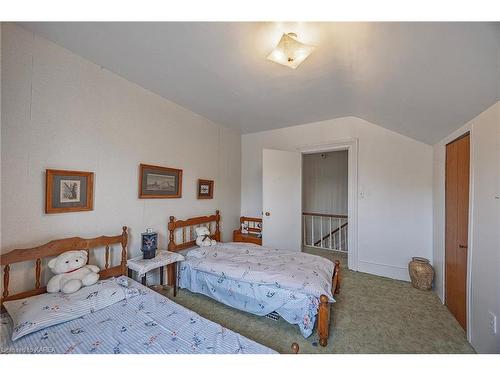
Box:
168 211 341 347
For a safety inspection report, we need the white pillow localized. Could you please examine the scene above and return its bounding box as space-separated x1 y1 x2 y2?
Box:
3 276 138 341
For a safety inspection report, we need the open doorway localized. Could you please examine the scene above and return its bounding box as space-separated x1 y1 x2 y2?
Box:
262 139 357 269
302 150 348 266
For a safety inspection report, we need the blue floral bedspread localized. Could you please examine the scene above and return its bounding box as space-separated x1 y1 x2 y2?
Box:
178 243 335 338
0 276 275 354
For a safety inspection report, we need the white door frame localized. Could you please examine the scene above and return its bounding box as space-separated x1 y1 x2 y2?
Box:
298 138 359 271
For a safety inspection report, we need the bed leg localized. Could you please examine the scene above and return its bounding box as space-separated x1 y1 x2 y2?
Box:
318 294 330 347
167 263 175 288
334 260 341 295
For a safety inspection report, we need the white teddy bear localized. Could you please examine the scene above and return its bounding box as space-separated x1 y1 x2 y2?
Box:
47 250 100 294
195 226 216 247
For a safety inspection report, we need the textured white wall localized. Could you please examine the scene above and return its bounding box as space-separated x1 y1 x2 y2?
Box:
302 151 348 215
1 24 241 292
469 102 500 353
241 116 433 281
433 101 500 353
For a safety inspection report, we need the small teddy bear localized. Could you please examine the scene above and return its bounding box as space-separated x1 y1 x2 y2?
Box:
240 222 249 234
47 250 100 294
195 226 216 247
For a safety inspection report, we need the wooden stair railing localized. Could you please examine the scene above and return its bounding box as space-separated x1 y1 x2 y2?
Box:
314 221 348 247
302 212 348 250
302 212 348 219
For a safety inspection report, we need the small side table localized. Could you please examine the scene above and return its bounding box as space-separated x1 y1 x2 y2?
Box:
127 250 184 296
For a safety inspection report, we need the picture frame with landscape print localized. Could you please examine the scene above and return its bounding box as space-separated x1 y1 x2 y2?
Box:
139 164 183 199
45 169 94 214
197 179 214 199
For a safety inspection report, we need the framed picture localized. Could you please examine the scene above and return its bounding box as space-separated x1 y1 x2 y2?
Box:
139 163 182 199
45 169 94 214
197 179 214 199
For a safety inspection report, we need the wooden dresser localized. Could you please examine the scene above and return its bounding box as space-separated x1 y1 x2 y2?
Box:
232 216 262 245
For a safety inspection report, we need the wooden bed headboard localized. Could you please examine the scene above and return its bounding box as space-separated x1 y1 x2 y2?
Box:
0 227 128 306
168 210 221 252
240 216 262 233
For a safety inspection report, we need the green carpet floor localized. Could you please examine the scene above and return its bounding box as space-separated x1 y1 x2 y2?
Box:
164 247 475 354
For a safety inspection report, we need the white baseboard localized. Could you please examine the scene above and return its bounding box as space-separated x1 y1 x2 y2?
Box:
357 260 410 282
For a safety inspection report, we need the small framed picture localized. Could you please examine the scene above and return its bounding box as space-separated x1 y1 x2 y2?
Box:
45 169 94 214
139 164 182 199
197 179 214 199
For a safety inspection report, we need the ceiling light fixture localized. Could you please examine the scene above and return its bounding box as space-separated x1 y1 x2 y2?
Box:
266 32 315 69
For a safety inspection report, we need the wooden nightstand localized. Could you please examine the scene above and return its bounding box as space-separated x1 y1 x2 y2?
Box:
233 216 262 245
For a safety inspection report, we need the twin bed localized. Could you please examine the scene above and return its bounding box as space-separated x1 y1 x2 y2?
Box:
0 210 340 354
0 228 274 354
167 211 340 347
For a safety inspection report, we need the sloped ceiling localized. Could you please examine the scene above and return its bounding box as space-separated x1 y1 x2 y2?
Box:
19 22 500 144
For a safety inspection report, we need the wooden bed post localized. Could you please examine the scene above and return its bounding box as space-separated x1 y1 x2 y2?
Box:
318 294 330 347
317 260 340 347
121 226 128 275
168 216 176 251
3 265 10 300
214 210 221 242
167 216 176 287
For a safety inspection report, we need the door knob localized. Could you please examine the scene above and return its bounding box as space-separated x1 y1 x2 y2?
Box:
459 244 468 249
265 212 271 216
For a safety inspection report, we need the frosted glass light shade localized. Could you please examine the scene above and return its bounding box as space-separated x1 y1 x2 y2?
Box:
266 33 315 69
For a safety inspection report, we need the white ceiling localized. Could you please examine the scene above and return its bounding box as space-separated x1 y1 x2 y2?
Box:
19 22 500 144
